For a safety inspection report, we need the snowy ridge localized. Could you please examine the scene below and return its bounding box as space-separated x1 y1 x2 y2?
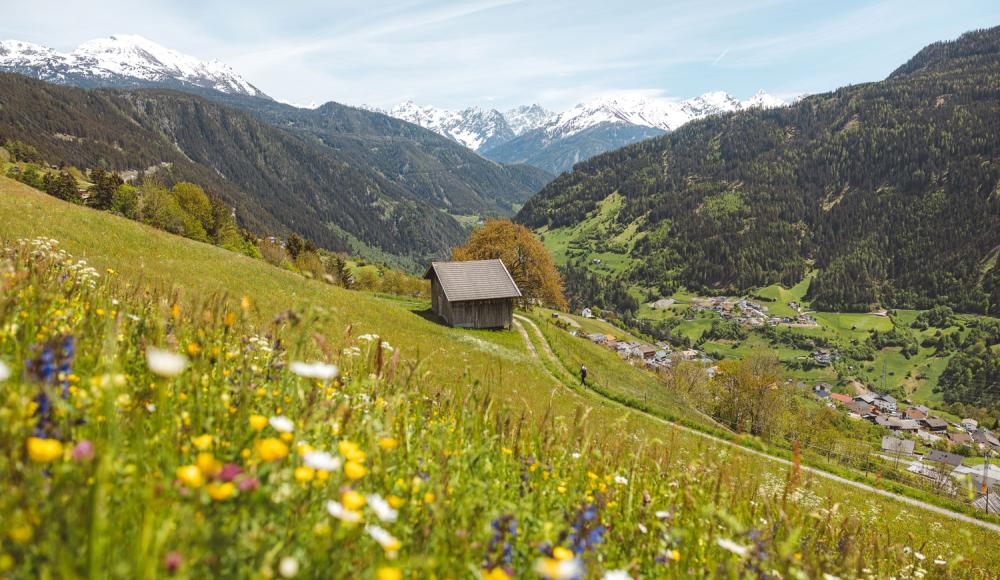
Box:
0 34 265 97
379 90 786 151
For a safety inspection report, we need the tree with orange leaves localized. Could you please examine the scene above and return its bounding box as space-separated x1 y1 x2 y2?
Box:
452 219 567 310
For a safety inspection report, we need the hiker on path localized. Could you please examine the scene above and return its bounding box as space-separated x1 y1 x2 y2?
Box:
580 364 588 386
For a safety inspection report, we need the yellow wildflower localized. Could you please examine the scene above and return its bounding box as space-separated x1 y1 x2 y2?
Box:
294 466 315 482
176 464 204 488
338 440 366 463
342 490 366 511
387 495 405 508
256 438 289 462
223 312 237 327
7 525 33 544
205 482 236 501
192 434 214 450
423 492 436 504
196 453 221 477
552 547 574 561
378 437 398 450
482 568 510 580
376 567 401 580
344 460 367 480
249 415 268 431
26 437 63 463
186 342 202 357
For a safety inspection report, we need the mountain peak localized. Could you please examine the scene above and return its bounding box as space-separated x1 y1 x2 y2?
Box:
0 35 266 98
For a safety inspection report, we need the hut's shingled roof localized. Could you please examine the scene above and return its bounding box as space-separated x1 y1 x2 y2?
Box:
424 259 522 302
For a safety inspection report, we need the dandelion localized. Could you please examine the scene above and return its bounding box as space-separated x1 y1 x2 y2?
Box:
338 440 366 462
249 415 268 431
196 453 222 477
365 524 401 553
325 500 362 523
146 348 188 377
423 492 436 504
0 360 10 381
379 437 399 450
192 434 214 450
303 451 341 472
269 415 295 433
176 465 204 488
376 567 401 580
342 490 366 511
534 557 583 580
552 547 574 561
345 461 367 480
716 538 749 558
366 494 399 522
278 557 299 578
26 437 63 463
289 361 339 381
294 466 315 482
256 438 290 462
205 482 236 501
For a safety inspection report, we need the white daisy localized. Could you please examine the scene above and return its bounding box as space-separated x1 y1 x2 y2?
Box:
366 494 399 522
325 500 361 522
303 451 341 472
269 415 295 433
289 361 339 381
145 348 188 377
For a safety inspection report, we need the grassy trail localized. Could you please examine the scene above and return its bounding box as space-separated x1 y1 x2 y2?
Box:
515 314 1000 535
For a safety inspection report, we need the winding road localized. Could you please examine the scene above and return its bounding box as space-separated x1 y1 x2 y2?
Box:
512 314 1000 534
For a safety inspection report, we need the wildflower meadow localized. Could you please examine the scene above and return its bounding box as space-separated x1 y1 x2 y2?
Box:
1 237 997 578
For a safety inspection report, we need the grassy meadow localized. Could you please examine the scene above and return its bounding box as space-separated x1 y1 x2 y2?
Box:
2 177 1000 577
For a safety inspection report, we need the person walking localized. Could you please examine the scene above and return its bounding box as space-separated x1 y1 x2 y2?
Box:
580 364 588 386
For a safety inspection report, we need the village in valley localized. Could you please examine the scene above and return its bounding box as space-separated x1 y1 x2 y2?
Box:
546 286 1000 514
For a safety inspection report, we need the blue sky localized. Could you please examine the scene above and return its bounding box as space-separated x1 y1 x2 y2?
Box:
4 0 999 109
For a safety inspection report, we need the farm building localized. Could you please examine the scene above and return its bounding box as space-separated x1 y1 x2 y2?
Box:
424 259 521 329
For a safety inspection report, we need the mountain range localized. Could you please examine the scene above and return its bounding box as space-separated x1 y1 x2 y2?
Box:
517 26 1000 316
0 35 553 267
0 34 266 97
377 90 788 173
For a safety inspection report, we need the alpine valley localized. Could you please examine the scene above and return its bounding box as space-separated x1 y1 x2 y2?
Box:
0 35 552 267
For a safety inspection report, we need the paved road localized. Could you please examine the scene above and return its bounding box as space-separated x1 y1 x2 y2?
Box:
512 314 1000 534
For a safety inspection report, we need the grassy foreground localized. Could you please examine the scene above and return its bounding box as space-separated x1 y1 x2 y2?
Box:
2 178 1000 577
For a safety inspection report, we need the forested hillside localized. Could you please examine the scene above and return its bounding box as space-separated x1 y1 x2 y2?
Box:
518 27 1000 315
210 94 552 215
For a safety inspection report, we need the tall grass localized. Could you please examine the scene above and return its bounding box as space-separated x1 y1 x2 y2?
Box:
2 238 999 578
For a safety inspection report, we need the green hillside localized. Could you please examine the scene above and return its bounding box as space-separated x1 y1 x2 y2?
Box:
3 176 1000 576
0 73 550 265
517 26 1000 316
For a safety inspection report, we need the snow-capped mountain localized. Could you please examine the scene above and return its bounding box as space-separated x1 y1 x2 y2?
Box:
504 104 557 136
375 102 515 151
540 90 784 139
379 90 785 159
477 90 788 174
0 34 266 97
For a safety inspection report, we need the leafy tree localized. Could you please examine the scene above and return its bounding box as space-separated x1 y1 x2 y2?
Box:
709 353 786 439
43 171 79 201
111 184 141 219
286 234 305 260
87 168 123 211
452 220 567 309
171 182 214 232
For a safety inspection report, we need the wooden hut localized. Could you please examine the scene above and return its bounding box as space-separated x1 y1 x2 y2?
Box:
423 259 521 329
